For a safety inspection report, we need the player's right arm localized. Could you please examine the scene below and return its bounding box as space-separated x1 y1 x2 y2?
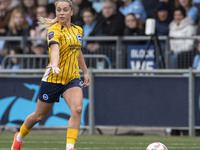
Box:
47 44 61 74
46 26 61 74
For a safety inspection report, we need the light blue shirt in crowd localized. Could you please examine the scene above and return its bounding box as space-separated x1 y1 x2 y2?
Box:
119 0 147 20
187 6 199 23
193 54 200 69
6 64 21 70
82 22 96 47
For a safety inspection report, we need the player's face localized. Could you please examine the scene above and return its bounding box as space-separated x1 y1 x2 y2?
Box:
56 2 73 24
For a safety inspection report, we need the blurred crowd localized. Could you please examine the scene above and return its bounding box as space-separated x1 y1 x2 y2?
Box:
1 0 200 69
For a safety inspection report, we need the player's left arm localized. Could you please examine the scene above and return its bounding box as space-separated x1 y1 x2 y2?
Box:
78 51 91 87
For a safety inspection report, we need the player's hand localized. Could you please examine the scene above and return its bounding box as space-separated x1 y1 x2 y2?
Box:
47 65 61 74
82 73 91 87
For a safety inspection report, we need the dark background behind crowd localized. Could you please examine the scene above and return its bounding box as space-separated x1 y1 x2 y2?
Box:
1 0 200 69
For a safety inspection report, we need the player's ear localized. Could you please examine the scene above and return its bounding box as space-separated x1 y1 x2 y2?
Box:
71 9 74 17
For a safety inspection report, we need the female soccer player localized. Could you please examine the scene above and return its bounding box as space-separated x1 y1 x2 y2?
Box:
11 0 91 150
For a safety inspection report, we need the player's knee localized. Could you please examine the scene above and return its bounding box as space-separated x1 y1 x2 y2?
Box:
36 114 46 122
32 113 46 122
72 106 82 115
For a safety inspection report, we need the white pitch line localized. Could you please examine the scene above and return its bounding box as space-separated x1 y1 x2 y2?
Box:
0 140 65 144
168 147 200 149
1 147 200 150
0 148 144 150
1 140 200 146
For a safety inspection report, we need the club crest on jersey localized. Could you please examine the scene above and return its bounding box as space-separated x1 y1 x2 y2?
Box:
49 31 54 40
77 34 82 43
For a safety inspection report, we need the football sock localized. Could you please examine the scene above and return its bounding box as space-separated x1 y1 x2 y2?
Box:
17 123 32 142
66 144 74 150
17 134 24 142
66 128 79 150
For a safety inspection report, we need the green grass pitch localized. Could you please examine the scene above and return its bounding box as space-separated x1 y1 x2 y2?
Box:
1 133 200 150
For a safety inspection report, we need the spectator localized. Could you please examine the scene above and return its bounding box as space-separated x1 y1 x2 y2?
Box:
6 47 23 70
141 0 157 18
21 0 38 26
30 5 48 45
193 0 200 34
175 0 199 23
0 0 19 36
142 0 175 19
46 0 58 19
87 0 125 52
113 0 124 9
124 13 144 36
92 0 123 13
119 0 147 20
155 2 173 36
71 0 92 26
37 0 48 5
82 7 97 48
30 41 47 68
36 5 48 18
169 7 196 68
0 0 19 64
157 0 176 7
92 1 102 13
5 8 29 52
90 0 125 37
48 0 58 3
193 0 200 9
31 42 46 55
193 40 200 69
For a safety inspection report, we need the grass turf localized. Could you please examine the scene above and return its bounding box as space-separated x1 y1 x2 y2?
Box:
0 133 200 150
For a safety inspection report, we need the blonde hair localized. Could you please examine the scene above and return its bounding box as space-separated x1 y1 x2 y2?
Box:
38 0 73 29
9 8 29 35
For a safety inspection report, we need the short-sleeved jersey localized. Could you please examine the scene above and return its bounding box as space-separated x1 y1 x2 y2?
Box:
42 23 83 85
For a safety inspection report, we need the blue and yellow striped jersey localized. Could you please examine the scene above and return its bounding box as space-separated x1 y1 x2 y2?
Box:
42 23 83 85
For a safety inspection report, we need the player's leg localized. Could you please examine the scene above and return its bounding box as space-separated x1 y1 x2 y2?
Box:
62 87 83 150
21 99 54 135
11 100 54 150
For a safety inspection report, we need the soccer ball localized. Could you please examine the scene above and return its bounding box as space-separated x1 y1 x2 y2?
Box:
146 142 168 150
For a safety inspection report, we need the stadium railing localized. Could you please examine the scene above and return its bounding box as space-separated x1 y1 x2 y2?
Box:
1 54 112 69
1 35 199 69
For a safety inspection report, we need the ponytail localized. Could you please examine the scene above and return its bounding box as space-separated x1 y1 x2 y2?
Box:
38 17 58 29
